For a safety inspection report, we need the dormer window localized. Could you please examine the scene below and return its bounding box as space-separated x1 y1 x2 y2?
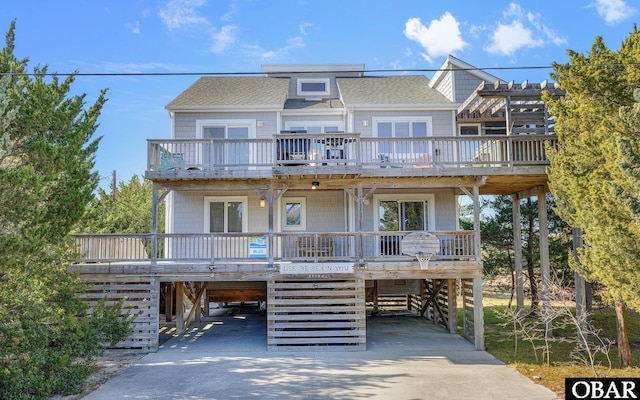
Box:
297 78 330 97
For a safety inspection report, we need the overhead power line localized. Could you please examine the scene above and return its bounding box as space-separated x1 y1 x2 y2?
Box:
1 63 639 77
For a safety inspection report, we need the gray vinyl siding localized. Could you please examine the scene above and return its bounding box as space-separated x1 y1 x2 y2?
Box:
171 188 457 234
282 190 346 231
173 112 278 139
171 190 347 234
453 70 486 103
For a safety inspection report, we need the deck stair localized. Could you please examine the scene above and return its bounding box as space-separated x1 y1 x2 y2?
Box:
267 279 366 350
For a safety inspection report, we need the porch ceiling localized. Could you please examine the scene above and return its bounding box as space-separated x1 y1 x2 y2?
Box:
148 173 549 196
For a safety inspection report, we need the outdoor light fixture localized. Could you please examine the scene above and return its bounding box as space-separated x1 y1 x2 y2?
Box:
259 199 266 208
311 181 320 190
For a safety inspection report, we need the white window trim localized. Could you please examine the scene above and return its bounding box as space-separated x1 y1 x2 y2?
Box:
284 121 345 132
373 193 436 231
204 196 249 233
296 78 330 97
196 119 257 139
372 117 433 137
282 197 307 231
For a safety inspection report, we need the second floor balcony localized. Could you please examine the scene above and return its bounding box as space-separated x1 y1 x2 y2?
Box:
146 133 556 180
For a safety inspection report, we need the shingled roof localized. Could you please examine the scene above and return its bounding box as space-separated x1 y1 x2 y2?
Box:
166 76 290 110
336 75 452 106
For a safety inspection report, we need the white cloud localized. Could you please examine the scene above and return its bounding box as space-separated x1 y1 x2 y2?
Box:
210 25 239 53
593 0 637 25
158 0 209 32
486 21 543 56
485 2 566 56
404 12 467 62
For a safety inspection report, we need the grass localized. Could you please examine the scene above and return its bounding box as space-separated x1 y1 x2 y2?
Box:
480 294 640 398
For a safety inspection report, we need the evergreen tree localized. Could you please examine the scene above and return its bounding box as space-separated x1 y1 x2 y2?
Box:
0 21 131 398
545 26 640 367
76 174 165 234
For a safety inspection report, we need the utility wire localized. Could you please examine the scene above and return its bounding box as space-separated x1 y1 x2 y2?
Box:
1 63 638 77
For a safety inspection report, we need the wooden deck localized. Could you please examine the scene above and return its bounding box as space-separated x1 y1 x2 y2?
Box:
145 134 554 195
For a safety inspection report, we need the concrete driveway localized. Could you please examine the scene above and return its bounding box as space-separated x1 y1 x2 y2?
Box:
84 313 558 400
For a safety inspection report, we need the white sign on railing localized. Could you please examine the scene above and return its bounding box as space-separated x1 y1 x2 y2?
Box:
249 236 267 258
280 263 354 274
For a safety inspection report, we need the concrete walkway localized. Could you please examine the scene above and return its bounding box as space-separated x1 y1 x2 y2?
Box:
85 313 558 400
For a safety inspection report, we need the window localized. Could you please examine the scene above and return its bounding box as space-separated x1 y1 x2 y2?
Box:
297 78 330 96
459 124 480 136
204 196 248 233
373 117 432 156
285 122 343 134
196 119 255 169
282 197 306 231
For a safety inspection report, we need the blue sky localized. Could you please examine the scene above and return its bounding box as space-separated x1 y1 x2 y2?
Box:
2 0 638 190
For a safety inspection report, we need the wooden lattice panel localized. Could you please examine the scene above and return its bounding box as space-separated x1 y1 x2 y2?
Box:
80 280 159 352
267 279 366 351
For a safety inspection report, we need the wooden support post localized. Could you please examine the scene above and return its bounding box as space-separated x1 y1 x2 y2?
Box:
151 184 159 266
203 288 210 318
183 284 206 330
372 280 379 316
267 186 274 269
538 186 552 336
472 185 482 261
195 282 202 322
357 187 364 264
164 282 174 322
462 279 469 338
448 279 457 334
512 193 525 317
473 277 485 350
176 282 185 334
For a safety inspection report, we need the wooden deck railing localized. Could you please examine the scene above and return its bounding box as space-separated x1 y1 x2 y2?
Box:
71 231 477 264
147 134 556 171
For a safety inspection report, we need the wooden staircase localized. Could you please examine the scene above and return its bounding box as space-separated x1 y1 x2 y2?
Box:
267 279 366 351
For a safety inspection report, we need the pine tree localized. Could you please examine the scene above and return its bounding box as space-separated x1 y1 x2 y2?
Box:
545 26 640 367
0 21 131 398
